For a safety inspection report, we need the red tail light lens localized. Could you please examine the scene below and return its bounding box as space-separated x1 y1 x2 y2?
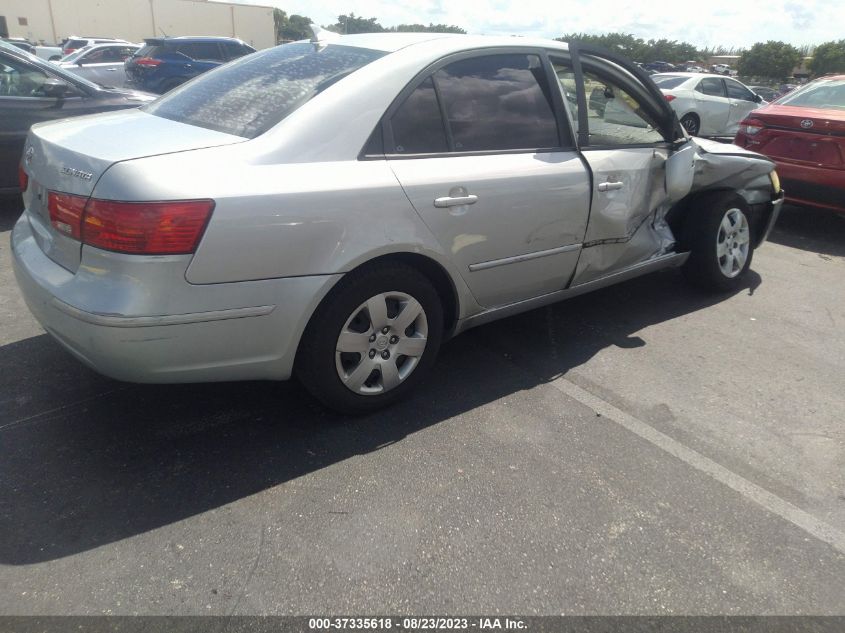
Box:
47 193 214 254
18 166 28 192
134 57 162 67
740 118 765 136
48 192 86 239
664 94 676 102
82 199 214 254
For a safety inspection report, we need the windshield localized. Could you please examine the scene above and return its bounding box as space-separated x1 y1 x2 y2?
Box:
652 75 688 89
777 78 845 110
143 42 386 138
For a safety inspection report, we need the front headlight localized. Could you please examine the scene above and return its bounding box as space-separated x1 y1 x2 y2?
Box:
769 170 781 194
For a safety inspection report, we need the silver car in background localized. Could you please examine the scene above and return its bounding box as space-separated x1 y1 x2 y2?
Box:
13 33 784 413
653 72 765 137
57 43 140 87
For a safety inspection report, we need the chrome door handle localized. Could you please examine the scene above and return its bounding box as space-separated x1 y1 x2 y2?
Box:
597 182 624 192
434 194 478 208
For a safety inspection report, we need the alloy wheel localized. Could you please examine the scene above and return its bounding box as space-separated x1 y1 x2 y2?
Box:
716 207 750 278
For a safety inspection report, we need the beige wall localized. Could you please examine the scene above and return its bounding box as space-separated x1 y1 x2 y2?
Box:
1 0 274 49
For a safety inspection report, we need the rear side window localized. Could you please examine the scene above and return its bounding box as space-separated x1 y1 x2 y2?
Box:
652 75 687 89
434 54 559 151
177 42 225 61
144 42 385 138
696 78 725 97
134 44 162 58
222 41 252 60
66 39 87 49
390 77 448 154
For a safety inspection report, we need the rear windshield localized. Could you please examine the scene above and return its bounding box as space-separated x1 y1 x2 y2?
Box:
777 78 845 110
651 75 687 89
142 42 386 138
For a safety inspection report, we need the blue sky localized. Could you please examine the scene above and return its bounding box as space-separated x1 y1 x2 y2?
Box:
227 0 845 48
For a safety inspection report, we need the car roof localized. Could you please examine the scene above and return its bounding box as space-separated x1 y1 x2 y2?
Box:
145 36 246 44
655 72 733 79
296 32 569 54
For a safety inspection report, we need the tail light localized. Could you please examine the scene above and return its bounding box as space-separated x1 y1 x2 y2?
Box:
740 118 765 136
48 192 86 239
18 166 28 192
48 192 214 254
664 94 676 102
133 57 162 67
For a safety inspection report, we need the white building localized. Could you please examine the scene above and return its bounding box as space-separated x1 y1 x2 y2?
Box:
0 0 275 49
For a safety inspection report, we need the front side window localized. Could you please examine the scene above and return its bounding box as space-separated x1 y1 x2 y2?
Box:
552 59 663 146
725 80 756 101
433 54 559 151
144 42 386 138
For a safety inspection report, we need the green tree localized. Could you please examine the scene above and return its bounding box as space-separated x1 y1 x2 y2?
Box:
389 23 466 34
555 32 701 64
328 13 385 34
809 40 845 76
738 41 802 79
273 9 313 43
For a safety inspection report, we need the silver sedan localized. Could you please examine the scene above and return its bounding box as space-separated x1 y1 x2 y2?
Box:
13 32 784 413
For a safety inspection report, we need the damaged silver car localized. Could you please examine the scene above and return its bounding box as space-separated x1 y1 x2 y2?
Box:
13 32 784 413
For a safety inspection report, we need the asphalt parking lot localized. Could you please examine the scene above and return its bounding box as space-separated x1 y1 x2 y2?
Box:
1 197 844 615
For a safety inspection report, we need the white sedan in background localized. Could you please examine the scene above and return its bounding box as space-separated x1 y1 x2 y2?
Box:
57 43 140 88
652 73 765 137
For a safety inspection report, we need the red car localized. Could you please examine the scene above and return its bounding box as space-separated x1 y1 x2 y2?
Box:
734 75 845 213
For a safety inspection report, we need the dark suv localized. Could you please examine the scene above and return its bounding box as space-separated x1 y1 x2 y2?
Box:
125 36 256 93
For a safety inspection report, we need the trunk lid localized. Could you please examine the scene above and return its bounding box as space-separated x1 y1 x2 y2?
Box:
747 105 845 169
22 109 246 272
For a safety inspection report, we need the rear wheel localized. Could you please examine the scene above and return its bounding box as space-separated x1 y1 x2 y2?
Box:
297 263 443 414
680 113 700 136
682 192 754 292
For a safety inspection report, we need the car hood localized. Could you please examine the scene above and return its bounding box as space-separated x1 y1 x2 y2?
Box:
25 108 246 198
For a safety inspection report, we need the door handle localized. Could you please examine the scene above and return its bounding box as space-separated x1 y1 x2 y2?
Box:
597 181 624 192
434 194 478 208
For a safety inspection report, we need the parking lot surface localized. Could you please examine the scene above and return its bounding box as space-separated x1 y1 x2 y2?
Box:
1 198 844 615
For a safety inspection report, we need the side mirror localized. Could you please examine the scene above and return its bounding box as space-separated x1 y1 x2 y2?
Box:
754 94 763 103
39 78 72 98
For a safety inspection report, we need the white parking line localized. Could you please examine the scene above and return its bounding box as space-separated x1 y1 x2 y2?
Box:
551 376 845 554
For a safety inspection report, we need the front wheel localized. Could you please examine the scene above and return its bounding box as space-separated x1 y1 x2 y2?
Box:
682 192 755 292
296 263 443 414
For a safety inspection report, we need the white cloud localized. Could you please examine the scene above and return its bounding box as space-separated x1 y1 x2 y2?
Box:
232 0 845 47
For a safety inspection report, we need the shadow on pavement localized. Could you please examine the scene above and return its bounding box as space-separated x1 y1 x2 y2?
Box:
0 266 761 565
768 204 845 258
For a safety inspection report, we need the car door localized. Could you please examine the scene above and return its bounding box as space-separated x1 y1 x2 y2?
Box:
693 77 731 136
551 52 691 285
724 78 761 134
385 51 591 308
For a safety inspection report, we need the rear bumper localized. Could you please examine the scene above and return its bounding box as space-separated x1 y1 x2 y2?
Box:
12 212 341 383
773 160 845 213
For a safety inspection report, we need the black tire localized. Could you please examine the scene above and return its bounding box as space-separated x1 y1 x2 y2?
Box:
681 191 754 292
296 262 443 415
680 113 700 136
